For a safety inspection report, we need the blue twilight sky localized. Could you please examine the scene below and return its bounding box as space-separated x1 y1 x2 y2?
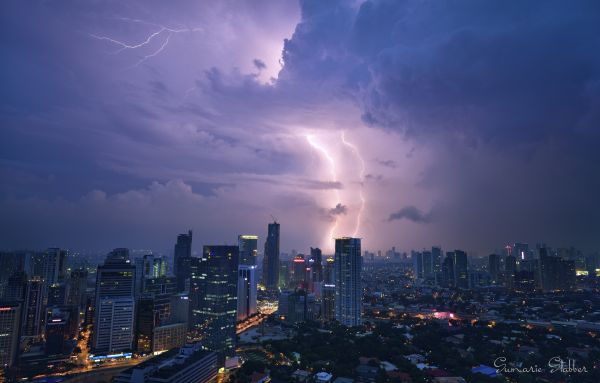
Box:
1 0 600 256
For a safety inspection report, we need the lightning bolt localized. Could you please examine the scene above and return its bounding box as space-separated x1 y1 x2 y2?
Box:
306 134 341 245
341 131 366 238
90 18 203 67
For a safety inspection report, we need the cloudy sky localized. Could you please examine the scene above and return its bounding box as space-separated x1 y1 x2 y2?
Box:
1 0 599 256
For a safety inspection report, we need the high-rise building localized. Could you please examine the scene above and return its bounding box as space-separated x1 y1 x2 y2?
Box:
412 251 423 279
237 265 257 322
334 237 362 327
143 254 168 280
94 297 135 355
44 248 67 285
174 231 193 292
22 276 45 339
488 254 501 285
513 243 530 261
291 255 306 289
93 249 136 354
442 252 455 288
263 221 280 291
453 250 468 289
422 251 433 279
505 255 516 290
277 290 316 323
310 247 323 283
195 245 238 359
0 301 21 368
321 257 335 322
67 268 88 310
431 246 442 275
238 235 258 266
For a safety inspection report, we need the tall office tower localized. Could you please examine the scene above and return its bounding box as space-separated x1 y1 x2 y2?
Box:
422 251 433 279
432 246 442 275
143 254 168 280
334 237 362 327
238 235 258 266
143 276 177 323
505 255 516 290
0 302 21 368
4 272 27 301
67 268 88 310
189 257 203 333
45 308 73 355
277 290 316 323
322 257 335 321
453 250 469 289
279 260 291 289
93 250 136 354
412 251 423 279
237 265 257 321
196 246 239 359
94 297 135 354
22 276 45 339
310 247 323 283
263 221 280 291
442 252 455 288
174 231 193 292
47 283 67 306
44 248 67 285
488 254 501 284
291 255 306 289
513 243 530 261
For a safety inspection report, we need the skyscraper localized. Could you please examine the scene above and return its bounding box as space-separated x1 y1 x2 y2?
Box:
238 235 258 266
453 250 468 289
263 221 280 291
196 245 238 359
488 253 501 285
0 301 21 368
334 237 362 327
174 230 193 292
93 249 136 354
505 254 516 290
22 276 45 339
412 251 423 279
43 248 67 285
321 257 335 322
237 265 257 321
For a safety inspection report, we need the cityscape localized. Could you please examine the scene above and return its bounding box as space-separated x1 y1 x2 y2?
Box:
1 230 600 383
3 1 600 383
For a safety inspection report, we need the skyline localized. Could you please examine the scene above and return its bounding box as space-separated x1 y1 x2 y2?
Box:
2 0 600 255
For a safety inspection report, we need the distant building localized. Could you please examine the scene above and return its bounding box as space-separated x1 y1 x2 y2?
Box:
453 250 469 289
335 237 362 326
278 290 315 323
505 255 516 290
174 231 193 292
237 265 257 322
412 251 423 279
0 301 21 367
488 254 501 285
321 257 335 322
263 222 280 291
22 276 45 339
442 253 455 288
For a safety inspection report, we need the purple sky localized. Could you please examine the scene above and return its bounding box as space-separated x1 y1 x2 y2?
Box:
1 0 600 256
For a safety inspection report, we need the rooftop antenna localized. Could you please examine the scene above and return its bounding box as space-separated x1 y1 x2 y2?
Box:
270 214 278 223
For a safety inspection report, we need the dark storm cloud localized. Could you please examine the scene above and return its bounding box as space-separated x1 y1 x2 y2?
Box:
388 206 430 223
253 59 267 70
278 0 600 251
329 203 348 216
